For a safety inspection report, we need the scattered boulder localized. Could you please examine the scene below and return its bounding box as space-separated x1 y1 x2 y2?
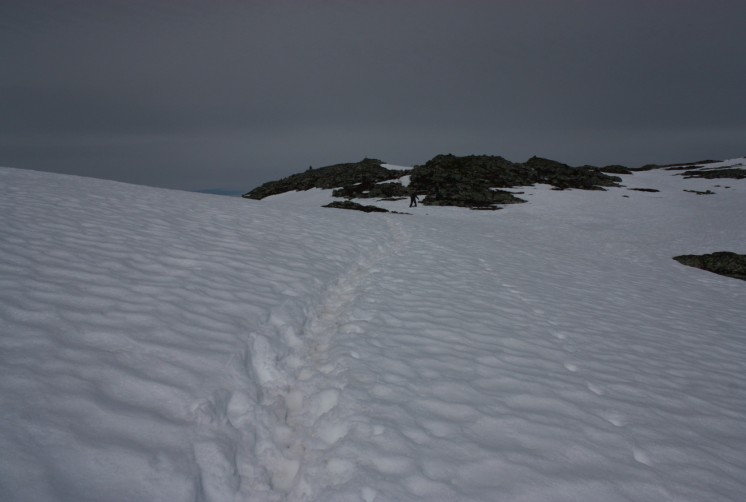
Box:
684 189 715 195
674 252 746 281
322 201 389 213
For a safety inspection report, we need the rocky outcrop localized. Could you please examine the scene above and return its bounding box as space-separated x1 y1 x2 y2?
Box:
244 153 623 209
674 252 746 281
332 180 409 199
407 155 526 208
243 158 406 200
523 156 622 190
406 154 621 208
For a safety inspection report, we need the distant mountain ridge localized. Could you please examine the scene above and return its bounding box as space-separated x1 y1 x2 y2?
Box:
243 154 625 209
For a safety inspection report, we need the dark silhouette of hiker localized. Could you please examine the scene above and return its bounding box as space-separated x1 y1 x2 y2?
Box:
409 194 419 207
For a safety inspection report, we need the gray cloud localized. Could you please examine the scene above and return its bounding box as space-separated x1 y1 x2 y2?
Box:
2 0 745 190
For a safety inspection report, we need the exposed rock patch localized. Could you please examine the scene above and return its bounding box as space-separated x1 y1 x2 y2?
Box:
407 154 621 208
407 155 525 208
634 160 721 172
244 159 406 200
674 252 746 281
522 156 623 190
679 168 746 180
597 165 633 174
244 154 623 209
684 189 715 195
333 180 409 199
322 201 390 213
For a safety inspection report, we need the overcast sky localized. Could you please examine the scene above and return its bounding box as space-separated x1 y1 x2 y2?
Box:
1 1 745 191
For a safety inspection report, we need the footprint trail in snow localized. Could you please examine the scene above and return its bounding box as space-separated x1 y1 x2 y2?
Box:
239 218 411 499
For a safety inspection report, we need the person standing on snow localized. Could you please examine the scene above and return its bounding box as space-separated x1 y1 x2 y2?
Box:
409 193 419 207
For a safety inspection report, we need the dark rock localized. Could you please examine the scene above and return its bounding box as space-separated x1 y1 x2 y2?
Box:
244 158 406 199
407 155 527 208
683 189 715 195
634 160 722 172
674 252 746 281
628 188 660 192
407 154 621 208
523 156 622 190
421 188 522 208
664 161 723 171
322 201 389 213
333 180 409 199
679 168 746 180
244 153 623 210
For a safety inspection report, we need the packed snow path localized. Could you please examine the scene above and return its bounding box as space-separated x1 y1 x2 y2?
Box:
236 218 412 500
1 164 745 501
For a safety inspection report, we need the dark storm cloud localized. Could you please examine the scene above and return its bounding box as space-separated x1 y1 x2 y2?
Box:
1 0 745 190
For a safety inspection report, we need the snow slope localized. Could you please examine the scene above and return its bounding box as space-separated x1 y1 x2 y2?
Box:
1 162 745 501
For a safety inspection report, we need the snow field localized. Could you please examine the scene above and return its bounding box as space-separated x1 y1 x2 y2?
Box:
296 209 745 501
0 168 393 500
1 161 745 501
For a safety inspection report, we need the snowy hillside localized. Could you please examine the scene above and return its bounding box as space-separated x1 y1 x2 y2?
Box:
1 162 745 501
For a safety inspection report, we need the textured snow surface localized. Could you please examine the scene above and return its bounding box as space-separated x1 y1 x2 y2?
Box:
1 162 745 501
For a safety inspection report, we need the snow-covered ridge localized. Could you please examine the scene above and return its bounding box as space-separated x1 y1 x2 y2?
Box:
1 164 745 501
